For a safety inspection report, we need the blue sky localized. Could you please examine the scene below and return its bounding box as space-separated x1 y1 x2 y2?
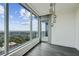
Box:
0 3 45 31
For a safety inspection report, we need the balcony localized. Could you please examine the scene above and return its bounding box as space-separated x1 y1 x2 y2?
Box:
0 3 79 56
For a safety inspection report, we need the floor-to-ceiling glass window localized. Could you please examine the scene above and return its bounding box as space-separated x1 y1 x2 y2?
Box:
0 3 39 55
41 21 48 42
0 3 5 55
41 22 46 37
32 14 38 39
8 4 31 51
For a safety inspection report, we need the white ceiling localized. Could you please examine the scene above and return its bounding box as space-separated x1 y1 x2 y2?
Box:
27 3 79 16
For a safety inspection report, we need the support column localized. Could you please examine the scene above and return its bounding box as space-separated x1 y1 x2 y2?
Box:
4 3 9 55
45 22 48 36
48 15 52 44
30 13 32 40
38 16 41 41
48 3 56 44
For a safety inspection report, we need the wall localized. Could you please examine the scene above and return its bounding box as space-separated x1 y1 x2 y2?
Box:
75 7 79 50
51 8 76 48
38 4 79 49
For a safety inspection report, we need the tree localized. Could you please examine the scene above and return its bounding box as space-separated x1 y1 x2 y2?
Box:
0 40 4 47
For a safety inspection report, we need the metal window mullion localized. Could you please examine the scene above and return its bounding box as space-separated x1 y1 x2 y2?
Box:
38 16 39 38
4 3 9 55
38 17 41 41
30 13 32 40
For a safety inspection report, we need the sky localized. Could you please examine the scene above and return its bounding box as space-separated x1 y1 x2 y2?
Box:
0 3 45 31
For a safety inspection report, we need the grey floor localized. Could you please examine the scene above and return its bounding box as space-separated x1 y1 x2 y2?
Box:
24 42 79 56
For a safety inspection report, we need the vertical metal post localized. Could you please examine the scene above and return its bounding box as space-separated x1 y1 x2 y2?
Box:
38 16 41 41
45 22 48 36
30 13 32 40
4 3 9 55
38 16 39 38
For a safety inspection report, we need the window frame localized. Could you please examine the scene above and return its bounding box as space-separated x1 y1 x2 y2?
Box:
0 3 40 56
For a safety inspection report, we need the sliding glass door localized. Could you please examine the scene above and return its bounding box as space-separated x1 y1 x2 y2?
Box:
41 21 48 42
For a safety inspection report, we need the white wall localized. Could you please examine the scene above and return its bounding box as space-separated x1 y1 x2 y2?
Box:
37 4 79 49
51 8 76 48
75 7 79 50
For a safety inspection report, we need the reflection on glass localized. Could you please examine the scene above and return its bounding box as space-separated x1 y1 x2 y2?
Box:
9 4 30 51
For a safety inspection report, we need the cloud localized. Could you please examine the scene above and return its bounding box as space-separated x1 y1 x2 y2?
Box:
20 8 25 17
20 8 30 19
10 15 13 19
20 22 30 25
1 15 4 18
0 4 4 15
15 11 18 14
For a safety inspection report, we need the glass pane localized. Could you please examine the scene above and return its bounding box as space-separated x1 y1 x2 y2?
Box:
0 3 5 55
32 14 38 39
9 3 30 51
41 21 48 42
41 22 46 37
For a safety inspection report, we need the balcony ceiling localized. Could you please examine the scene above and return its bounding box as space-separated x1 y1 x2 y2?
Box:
27 3 79 16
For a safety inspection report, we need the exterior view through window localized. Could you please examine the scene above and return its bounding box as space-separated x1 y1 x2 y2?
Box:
41 21 48 42
0 3 5 55
9 4 31 51
32 14 38 39
41 22 46 37
0 3 39 55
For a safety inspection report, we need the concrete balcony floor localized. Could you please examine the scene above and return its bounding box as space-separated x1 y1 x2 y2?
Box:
24 42 79 56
